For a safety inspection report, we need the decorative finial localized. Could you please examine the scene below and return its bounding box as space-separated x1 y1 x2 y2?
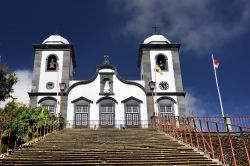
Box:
152 26 160 35
104 55 110 65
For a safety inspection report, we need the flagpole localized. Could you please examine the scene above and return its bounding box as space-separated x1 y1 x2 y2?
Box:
56 63 59 117
211 54 225 117
154 68 158 116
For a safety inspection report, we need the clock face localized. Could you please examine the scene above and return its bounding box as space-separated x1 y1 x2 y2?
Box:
159 81 169 90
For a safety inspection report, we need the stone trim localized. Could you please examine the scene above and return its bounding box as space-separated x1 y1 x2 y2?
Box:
99 93 115 96
115 72 146 93
33 44 76 67
121 96 143 103
38 96 57 104
146 92 186 96
156 96 177 104
67 72 98 93
137 43 181 67
68 67 146 94
97 64 117 70
71 96 93 103
28 92 67 96
96 96 118 104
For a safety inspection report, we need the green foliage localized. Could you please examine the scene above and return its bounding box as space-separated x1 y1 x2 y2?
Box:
0 64 18 101
0 102 65 154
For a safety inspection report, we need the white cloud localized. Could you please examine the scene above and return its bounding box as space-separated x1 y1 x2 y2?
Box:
109 0 250 53
0 70 32 108
184 89 213 116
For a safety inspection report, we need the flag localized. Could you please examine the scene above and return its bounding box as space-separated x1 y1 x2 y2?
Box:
213 59 219 68
155 65 163 75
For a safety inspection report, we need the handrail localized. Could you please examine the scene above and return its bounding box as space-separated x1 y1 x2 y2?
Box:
158 116 250 166
0 117 64 155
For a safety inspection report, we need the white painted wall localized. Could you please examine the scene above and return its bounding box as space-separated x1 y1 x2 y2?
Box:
149 50 179 116
150 50 177 93
66 69 148 129
38 51 64 92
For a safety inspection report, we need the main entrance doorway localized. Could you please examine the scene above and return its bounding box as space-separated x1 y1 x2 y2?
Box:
100 105 114 128
75 105 89 128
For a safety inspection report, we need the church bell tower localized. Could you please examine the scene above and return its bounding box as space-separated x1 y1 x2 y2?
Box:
29 34 76 117
138 33 186 119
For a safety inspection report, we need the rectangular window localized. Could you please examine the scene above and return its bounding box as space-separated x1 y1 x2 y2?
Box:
76 105 88 113
159 105 173 116
75 105 89 127
126 105 139 126
101 105 113 113
101 114 113 125
75 114 81 125
127 114 132 125
43 105 55 113
126 105 139 113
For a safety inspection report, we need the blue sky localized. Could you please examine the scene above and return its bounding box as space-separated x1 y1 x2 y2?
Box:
0 0 250 116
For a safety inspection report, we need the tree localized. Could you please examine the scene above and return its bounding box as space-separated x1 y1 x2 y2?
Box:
0 64 18 101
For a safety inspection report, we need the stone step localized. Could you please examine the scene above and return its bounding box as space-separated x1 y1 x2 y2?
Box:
1 129 221 165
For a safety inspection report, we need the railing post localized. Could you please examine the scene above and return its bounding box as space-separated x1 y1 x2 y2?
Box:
193 118 199 149
199 120 207 152
7 128 11 153
184 118 188 143
43 123 46 137
27 122 30 142
206 121 215 159
32 124 34 141
225 115 232 132
239 127 250 166
187 118 193 146
215 122 225 164
226 124 237 166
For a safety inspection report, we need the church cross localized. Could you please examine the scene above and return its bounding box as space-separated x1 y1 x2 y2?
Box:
104 55 110 64
153 26 160 35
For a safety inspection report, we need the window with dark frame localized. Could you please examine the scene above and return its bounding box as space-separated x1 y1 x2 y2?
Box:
43 105 56 113
126 105 139 126
159 105 173 116
100 105 114 125
75 105 89 126
46 82 54 89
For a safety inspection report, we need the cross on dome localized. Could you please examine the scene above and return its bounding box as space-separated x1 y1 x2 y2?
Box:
104 55 110 65
152 26 160 35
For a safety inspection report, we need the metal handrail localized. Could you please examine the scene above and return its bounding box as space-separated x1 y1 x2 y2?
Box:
0 117 63 154
158 116 250 166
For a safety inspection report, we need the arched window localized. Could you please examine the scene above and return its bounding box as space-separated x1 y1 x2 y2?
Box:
46 55 58 71
38 97 57 115
156 54 168 71
157 97 176 117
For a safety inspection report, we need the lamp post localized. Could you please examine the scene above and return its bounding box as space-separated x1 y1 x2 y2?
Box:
59 82 66 118
149 81 156 129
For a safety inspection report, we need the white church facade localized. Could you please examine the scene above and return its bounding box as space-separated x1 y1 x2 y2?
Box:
28 33 186 129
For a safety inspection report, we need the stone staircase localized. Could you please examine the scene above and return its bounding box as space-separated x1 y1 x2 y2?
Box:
1 129 222 165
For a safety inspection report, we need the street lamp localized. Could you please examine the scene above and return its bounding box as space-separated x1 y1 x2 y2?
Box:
148 81 156 129
59 82 66 118
148 81 156 115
